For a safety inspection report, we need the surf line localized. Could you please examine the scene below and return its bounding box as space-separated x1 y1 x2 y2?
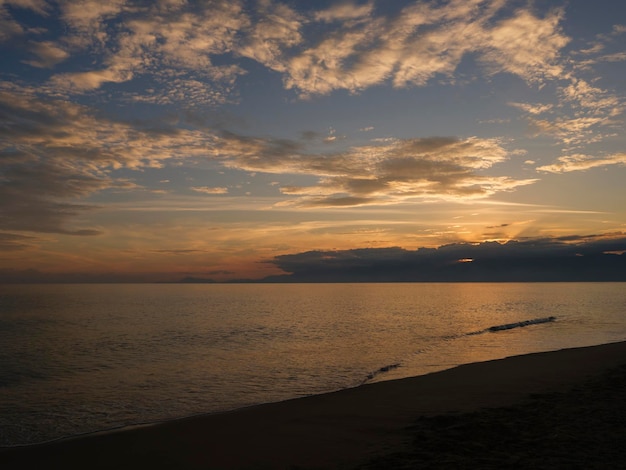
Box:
363 316 556 384
487 316 556 332
464 316 557 336
361 363 401 385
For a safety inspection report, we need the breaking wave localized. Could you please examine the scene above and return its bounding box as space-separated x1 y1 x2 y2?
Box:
473 316 557 334
361 363 401 384
363 316 557 384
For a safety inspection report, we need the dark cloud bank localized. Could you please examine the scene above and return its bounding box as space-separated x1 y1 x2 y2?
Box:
259 236 626 283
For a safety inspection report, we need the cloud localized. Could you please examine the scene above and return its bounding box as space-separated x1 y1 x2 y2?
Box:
191 186 229 195
122 78 234 107
599 52 626 62
508 102 553 115
0 232 38 251
58 0 126 43
266 234 626 282
2 0 568 104
51 0 247 95
503 19 626 160
300 131 320 141
235 0 303 72
215 132 536 206
511 77 624 152
529 116 611 145
0 83 216 167
537 153 626 173
314 1 374 23
0 195 104 235
4 0 605 166
1 1 622 230
0 0 51 41
559 79 624 115
152 249 208 255
575 22 626 60
0 8 24 42
0 82 218 234
52 68 134 90
22 41 70 68
281 0 569 96
432 4 621 163
479 7 568 82
291 196 377 208
6 0 50 14
0 79 542 241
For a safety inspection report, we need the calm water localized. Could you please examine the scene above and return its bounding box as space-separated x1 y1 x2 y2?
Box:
1 283 625 446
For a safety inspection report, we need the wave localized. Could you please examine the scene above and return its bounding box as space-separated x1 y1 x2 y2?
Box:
361 317 557 385
487 316 556 332
466 316 557 336
362 363 401 384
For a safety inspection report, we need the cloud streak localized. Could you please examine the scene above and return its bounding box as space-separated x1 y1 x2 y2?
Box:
537 153 626 173
191 186 229 195
215 133 536 206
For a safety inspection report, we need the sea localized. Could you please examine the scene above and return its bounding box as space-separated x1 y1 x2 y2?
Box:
1 282 625 447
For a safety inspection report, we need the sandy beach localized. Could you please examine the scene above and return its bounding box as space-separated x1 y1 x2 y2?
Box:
2 340 626 469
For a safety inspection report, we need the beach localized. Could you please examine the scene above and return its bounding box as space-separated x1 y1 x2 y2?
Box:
2 340 626 469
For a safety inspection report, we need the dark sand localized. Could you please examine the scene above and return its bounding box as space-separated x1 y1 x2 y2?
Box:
2 341 626 469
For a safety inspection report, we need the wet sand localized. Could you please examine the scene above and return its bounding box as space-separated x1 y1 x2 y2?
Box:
2 341 626 469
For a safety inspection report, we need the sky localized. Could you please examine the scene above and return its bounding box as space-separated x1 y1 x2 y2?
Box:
1 0 626 282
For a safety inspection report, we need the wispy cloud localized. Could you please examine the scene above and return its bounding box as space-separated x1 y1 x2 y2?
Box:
215 133 536 206
508 102 553 115
0 81 217 234
575 22 626 58
0 232 39 251
191 186 229 195
59 0 125 36
314 1 374 23
51 0 247 98
537 153 626 173
0 0 52 41
235 0 302 72
2 0 571 103
510 76 624 152
282 1 568 96
22 41 70 68
559 78 624 116
9 75 544 236
7 0 619 173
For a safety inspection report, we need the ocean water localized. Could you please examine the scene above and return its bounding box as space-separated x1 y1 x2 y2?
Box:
1 282 625 447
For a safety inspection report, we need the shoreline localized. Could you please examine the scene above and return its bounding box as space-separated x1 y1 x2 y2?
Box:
2 340 626 468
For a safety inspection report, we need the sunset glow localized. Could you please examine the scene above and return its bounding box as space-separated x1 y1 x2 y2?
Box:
1 0 625 282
